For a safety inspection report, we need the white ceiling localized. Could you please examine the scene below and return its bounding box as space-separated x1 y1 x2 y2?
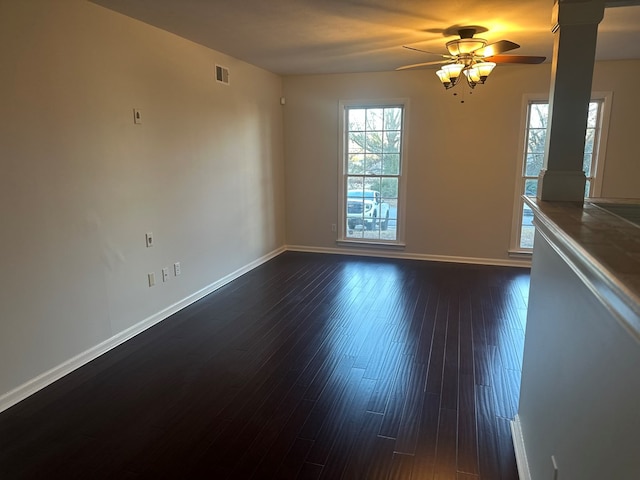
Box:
90 0 640 75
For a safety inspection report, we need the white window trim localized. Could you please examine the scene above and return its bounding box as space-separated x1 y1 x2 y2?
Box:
508 93 546 256
589 92 613 197
508 92 613 255
337 99 409 247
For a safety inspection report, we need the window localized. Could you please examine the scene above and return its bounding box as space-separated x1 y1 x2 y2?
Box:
338 102 407 245
511 94 611 251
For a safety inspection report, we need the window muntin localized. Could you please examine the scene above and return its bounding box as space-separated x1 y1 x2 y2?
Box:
340 104 405 244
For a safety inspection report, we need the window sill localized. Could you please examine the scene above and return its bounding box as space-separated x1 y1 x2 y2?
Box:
336 239 406 250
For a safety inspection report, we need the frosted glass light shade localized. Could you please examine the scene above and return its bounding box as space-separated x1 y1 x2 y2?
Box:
442 63 464 82
436 69 452 89
464 67 481 82
474 62 496 83
445 38 487 56
463 67 481 88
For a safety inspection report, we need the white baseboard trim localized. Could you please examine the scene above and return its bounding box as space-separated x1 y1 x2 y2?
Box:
0 246 286 414
511 415 532 480
286 244 532 268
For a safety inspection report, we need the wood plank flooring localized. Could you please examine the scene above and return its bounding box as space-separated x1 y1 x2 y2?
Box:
0 252 529 479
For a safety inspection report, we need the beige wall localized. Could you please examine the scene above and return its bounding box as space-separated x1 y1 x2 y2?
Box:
593 60 640 197
0 1 285 400
282 60 640 261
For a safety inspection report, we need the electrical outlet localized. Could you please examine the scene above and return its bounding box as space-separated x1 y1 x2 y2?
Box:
331 224 337 232
162 267 169 282
148 272 155 287
145 232 154 248
174 262 181 276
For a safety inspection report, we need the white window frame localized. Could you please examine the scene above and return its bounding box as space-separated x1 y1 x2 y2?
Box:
509 92 613 254
337 99 409 247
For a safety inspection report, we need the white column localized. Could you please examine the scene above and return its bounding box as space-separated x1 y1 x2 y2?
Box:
537 0 605 202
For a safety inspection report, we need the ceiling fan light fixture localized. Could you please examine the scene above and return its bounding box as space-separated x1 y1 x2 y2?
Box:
397 26 545 98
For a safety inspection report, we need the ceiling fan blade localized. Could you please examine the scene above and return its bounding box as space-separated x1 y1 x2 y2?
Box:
485 55 546 64
474 40 520 57
396 60 450 71
402 45 451 58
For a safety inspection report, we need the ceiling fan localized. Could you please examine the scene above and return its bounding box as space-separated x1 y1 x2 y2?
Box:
397 27 546 90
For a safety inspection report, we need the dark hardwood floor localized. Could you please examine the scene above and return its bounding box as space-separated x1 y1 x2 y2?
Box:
0 252 529 479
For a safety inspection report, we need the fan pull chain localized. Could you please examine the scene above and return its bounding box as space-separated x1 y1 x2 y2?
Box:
452 85 473 103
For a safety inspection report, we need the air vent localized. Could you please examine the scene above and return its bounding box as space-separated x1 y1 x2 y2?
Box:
215 64 230 85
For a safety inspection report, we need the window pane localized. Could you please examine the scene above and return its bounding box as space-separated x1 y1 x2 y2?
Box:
527 128 547 154
381 177 398 201
583 152 593 177
524 179 538 197
383 131 401 153
348 109 366 131
587 102 599 128
348 132 365 153
366 132 383 153
585 179 591 197
382 154 400 175
584 101 600 182
384 108 402 131
364 154 382 174
520 202 535 249
525 154 544 177
347 176 364 191
366 109 383 131
529 104 549 128
347 153 364 174
584 129 595 154
364 177 381 192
